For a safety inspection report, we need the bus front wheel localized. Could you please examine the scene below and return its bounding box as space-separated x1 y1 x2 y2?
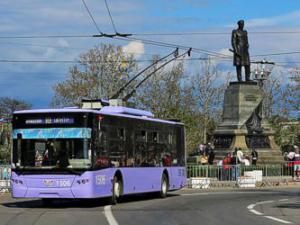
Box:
111 176 122 205
160 174 169 198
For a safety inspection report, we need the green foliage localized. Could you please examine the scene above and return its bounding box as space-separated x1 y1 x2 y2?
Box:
0 123 12 162
269 115 300 151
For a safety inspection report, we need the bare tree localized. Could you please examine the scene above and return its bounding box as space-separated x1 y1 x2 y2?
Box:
191 60 229 143
52 44 138 107
0 97 31 116
0 97 31 162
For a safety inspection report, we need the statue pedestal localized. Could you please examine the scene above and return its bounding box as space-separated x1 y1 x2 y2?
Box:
213 82 283 164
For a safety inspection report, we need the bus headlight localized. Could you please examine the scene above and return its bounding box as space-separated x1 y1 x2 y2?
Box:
11 179 23 185
76 179 90 185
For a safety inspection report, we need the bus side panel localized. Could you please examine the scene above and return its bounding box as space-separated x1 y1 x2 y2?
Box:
121 167 163 195
11 172 27 198
72 169 116 198
168 167 186 191
93 168 118 198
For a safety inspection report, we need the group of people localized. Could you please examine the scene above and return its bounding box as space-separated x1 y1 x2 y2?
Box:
220 147 258 166
195 143 215 165
285 145 300 180
218 148 258 180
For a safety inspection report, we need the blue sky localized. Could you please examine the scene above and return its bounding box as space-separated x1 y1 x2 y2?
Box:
0 0 300 108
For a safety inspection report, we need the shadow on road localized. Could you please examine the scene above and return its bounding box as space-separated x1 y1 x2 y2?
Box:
1 193 179 208
1 198 110 209
118 193 179 205
276 203 300 209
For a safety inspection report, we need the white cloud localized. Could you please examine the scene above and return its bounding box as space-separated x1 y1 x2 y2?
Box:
245 10 300 28
123 41 145 58
58 39 70 48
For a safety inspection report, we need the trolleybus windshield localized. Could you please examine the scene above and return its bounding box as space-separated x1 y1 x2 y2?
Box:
12 112 92 170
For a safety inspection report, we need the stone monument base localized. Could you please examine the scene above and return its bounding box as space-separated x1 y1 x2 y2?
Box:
213 82 283 164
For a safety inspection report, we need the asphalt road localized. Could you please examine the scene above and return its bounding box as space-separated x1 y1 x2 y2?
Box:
0 188 299 225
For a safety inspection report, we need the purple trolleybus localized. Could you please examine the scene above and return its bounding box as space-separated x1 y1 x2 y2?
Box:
11 105 186 203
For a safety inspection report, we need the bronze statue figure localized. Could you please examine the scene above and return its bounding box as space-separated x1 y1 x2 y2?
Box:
231 20 251 82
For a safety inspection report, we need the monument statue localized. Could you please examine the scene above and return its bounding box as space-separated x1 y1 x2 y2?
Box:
212 20 283 164
231 20 251 82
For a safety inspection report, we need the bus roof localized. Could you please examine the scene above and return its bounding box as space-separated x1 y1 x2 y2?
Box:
14 107 183 125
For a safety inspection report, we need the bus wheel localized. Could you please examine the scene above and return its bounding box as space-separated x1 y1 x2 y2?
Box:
111 176 122 205
160 174 168 198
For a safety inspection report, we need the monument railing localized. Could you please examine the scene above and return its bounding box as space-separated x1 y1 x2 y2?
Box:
187 162 297 180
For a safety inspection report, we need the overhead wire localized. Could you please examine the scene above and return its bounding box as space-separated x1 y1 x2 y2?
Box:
252 51 300 57
0 35 93 39
0 58 299 65
103 0 118 34
81 0 104 35
0 1 299 64
131 31 300 36
98 0 226 58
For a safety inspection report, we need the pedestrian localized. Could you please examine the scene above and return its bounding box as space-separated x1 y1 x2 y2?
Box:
198 144 205 155
251 148 258 165
204 143 212 156
293 146 300 180
231 149 239 180
287 148 296 179
208 147 215 165
222 152 232 180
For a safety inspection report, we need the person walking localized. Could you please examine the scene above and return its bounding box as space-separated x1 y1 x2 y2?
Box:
251 148 258 165
293 146 300 180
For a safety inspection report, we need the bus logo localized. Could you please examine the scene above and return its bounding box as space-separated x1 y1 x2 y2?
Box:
96 175 106 185
43 179 54 187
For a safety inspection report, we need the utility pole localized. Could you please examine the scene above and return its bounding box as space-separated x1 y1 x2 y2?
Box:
252 59 275 88
252 59 275 126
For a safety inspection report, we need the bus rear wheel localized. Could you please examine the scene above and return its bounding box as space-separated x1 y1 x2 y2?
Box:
160 174 169 198
111 176 122 205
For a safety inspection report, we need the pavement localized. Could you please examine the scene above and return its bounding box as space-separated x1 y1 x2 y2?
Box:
0 188 299 225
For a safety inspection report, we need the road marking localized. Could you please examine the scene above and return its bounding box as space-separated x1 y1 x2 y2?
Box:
181 191 268 196
279 199 289 202
104 205 119 225
247 200 294 224
181 193 209 196
247 204 256 209
264 216 292 224
256 200 274 205
249 209 263 215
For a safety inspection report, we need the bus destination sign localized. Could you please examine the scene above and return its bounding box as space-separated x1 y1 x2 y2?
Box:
25 118 74 125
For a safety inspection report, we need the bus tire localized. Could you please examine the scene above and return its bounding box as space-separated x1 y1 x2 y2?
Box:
111 176 122 205
160 174 168 198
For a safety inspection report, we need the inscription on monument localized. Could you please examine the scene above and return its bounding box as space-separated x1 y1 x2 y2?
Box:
214 136 233 149
244 95 257 102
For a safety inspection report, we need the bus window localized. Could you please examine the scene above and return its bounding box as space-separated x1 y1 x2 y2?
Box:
118 128 125 140
135 130 147 142
168 133 173 145
150 131 158 143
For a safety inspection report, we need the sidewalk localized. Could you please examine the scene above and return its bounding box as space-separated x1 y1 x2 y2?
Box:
187 176 300 189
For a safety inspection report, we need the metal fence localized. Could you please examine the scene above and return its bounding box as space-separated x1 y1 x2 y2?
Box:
187 162 298 181
0 164 11 191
